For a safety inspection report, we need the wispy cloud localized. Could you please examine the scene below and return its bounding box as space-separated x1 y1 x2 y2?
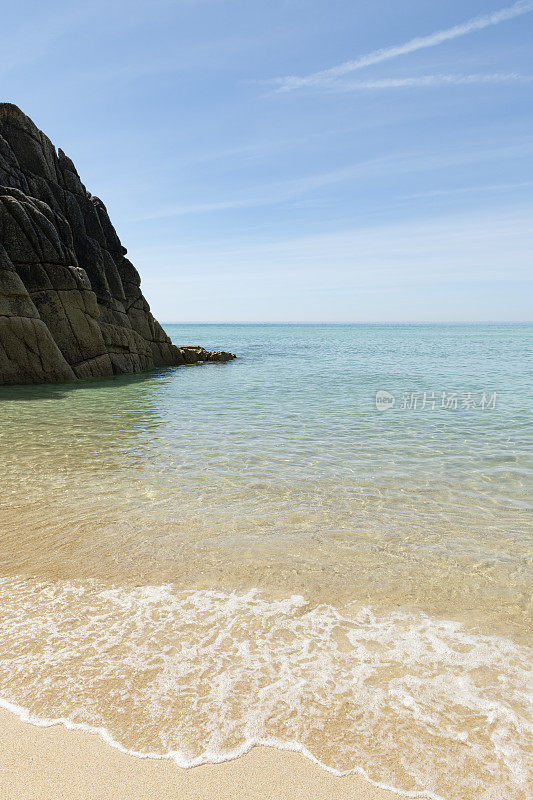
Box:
143 163 374 219
274 1 533 91
138 205 533 280
402 181 533 200
312 73 533 92
136 205 533 322
142 141 533 219
146 198 256 217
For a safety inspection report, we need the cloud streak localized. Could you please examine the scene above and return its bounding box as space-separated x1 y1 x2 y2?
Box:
275 1 533 91
402 181 533 199
135 205 533 323
143 162 377 219
142 140 533 220
316 73 533 92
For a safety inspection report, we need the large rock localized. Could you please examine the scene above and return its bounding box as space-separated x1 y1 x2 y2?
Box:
0 103 235 385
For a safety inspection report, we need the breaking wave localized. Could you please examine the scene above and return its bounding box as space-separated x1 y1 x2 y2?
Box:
0 578 530 800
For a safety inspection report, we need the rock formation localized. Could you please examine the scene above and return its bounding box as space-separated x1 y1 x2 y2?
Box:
0 103 235 385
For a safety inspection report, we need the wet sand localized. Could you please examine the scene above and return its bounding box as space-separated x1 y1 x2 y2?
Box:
0 707 403 800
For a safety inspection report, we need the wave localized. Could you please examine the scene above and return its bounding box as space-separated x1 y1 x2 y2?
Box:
0 579 530 800
0 696 444 800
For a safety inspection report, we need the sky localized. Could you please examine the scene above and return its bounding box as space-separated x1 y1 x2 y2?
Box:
2 0 532 322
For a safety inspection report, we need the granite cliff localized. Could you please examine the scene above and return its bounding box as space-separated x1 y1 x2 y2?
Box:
0 104 234 385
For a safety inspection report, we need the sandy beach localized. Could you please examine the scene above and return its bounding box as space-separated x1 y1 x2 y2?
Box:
0 708 403 800
0 326 530 800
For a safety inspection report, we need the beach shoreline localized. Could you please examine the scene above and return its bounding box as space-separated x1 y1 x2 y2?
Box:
0 706 408 800
0 323 529 800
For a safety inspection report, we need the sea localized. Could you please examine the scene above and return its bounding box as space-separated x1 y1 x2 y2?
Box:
0 323 531 800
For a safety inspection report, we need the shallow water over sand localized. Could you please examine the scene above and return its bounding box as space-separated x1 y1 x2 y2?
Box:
0 324 531 799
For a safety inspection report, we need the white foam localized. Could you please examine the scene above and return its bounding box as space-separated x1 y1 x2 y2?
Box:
0 696 445 800
0 578 530 800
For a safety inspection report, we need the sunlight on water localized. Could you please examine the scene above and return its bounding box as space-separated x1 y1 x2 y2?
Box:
0 324 531 799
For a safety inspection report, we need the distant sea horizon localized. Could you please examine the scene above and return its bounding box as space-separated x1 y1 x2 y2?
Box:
161 320 533 324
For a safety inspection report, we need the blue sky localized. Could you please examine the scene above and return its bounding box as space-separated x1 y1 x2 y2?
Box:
3 0 532 321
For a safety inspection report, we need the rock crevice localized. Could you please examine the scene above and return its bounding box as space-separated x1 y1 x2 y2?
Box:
0 103 235 385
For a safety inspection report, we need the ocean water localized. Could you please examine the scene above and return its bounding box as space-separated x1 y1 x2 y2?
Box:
0 323 531 799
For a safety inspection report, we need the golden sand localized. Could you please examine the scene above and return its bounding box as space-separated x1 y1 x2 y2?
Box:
0 708 401 800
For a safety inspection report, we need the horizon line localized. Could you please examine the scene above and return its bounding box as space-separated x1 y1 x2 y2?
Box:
160 320 533 325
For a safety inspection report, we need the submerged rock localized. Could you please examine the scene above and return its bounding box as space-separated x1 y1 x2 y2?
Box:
0 103 235 384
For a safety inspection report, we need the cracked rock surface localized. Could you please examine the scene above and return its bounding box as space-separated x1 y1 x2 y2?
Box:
0 104 235 385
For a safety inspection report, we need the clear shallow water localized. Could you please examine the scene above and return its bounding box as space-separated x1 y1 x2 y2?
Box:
0 324 531 799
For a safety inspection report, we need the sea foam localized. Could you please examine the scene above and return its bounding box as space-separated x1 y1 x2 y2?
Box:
0 578 530 800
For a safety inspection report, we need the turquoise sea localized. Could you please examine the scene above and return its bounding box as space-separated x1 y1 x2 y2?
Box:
0 323 531 800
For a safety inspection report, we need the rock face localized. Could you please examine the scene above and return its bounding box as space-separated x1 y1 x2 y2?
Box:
0 104 235 385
